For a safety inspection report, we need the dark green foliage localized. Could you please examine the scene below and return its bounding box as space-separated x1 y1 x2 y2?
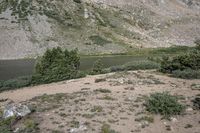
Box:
145 92 185 118
0 76 31 92
94 88 111 93
160 50 200 73
31 47 82 84
123 60 160 71
43 9 65 24
0 0 33 20
0 117 16 133
160 45 200 79
108 60 160 72
172 69 200 79
90 59 104 75
149 46 194 55
89 35 111 46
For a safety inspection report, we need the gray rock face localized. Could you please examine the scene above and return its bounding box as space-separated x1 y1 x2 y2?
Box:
3 104 31 119
0 0 200 59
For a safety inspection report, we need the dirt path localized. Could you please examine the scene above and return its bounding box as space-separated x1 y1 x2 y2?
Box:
0 74 105 102
0 70 199 103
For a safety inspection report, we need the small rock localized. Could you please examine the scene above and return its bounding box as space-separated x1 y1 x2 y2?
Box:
139 121 149 128
3 104 31 119
163 122 168 125
13 128 19 133
186 107 193 112
191 84 200 91
170 117 178 123
70 125 87 133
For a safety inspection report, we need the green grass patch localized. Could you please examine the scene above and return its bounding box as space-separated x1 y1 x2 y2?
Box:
89 35 111 46
126 46 195 56
94 88 111 93
0 116 16 133
101 124 118 133
135 116 154 123
91 105 103 112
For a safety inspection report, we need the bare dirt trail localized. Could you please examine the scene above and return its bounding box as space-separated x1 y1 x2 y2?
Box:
0 70 199 103
0 73 126 103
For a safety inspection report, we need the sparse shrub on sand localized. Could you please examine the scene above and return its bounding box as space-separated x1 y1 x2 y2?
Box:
145 92 185 118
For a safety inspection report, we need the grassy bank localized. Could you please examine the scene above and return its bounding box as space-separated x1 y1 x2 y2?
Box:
81 46 195 57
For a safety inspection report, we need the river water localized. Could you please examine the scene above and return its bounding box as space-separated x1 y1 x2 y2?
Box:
0 56 144 80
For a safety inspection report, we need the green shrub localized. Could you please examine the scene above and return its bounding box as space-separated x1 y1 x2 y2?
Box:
194 39 200 50
124 60 160 70
95 78 106 83
108 65 125 72
145 92 185 118
90 59 104 75
160 50 200 73
94 88 111 93
172 69 200 79
0 76 31 92
0 116 16 133
149 46 193 55
108 60 160 72
101 124 118 133
31 47 82 84
160 46 200 79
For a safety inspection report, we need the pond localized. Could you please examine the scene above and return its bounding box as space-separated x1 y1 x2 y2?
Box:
0 55 145 80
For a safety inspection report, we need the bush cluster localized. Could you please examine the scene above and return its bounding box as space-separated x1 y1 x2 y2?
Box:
107 60 160 72
145 92 185 118
160 50 200 73
31 47 84 84
0 76 31 92
172 69 200 79
90 59 104 75
160 46 200 79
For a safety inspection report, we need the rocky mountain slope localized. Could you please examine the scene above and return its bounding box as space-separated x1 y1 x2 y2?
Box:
0 0 200 59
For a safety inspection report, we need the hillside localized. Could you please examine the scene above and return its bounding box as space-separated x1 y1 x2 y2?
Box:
0 0 200 59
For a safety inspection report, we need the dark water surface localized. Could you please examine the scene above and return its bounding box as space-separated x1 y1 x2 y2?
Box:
0 56 144 80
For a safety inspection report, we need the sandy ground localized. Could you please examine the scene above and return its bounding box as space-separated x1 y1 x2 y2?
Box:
0 70 200 133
